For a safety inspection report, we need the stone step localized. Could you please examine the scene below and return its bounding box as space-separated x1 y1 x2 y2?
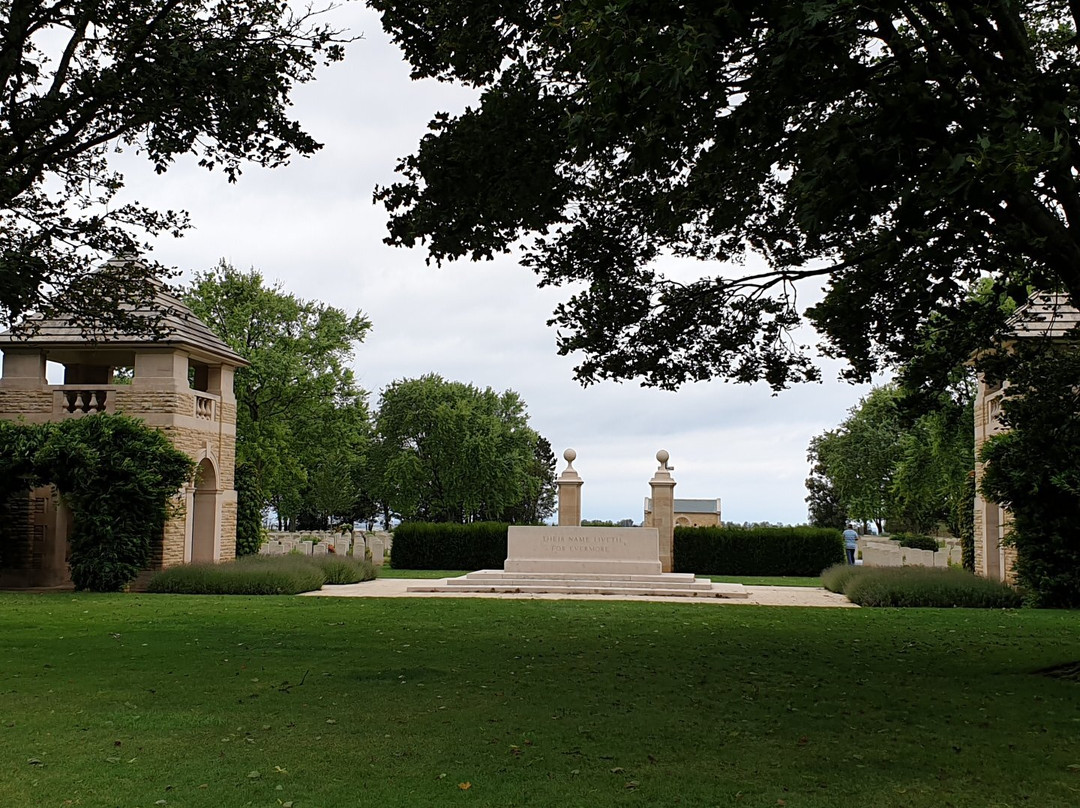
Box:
406 583 746 598
406 577 749 599
443 575 715 591
461 570 702 584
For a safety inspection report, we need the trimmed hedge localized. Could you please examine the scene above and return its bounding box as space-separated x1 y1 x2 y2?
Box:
893 533 941 552
147 554 376 595
390 522 508 570
674 526 844 576
821 564 1022 608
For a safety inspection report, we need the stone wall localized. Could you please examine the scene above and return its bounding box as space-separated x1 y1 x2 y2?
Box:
219 496 238 562
0 389 53 416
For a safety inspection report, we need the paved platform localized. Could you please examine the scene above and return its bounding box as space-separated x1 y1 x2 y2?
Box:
301 577 857 607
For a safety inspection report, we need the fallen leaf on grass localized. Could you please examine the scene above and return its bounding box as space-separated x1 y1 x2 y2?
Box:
609 767 624 775
27 758 43 767
458 782 471 790
247 770 261 780
625 781 639 791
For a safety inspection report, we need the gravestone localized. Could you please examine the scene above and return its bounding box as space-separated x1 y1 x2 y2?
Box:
369 538 385 566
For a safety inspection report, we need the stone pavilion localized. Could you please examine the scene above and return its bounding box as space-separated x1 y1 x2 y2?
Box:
0 271 247 588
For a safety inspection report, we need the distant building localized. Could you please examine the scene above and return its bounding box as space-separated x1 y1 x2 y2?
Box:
644 497 722 529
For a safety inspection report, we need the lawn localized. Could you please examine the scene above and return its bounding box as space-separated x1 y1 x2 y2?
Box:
1 594 1078 808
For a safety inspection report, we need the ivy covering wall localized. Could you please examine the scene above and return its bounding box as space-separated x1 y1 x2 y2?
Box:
0 415 193 591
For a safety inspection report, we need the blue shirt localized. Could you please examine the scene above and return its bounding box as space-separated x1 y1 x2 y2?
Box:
843 529 858 549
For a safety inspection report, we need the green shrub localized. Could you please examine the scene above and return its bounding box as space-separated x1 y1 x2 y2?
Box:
390 522 508 570
820 563 861 593
35 415 194 591
893 533 941 552
674 526 844 576
148 556 326 595
234 462 264 557
148 553 376 594
309 554 377 585
825 565 1022 608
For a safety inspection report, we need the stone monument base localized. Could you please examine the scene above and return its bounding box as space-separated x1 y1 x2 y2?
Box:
407 569 748 598
406 526 748 599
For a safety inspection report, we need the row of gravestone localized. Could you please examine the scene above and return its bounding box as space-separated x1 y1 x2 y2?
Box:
258 532 392 566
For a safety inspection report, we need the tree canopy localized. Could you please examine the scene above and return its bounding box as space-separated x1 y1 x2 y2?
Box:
372 374 554 524
373 1 1080 389
183 262 372 537
0 1 347 328
808 383 973 541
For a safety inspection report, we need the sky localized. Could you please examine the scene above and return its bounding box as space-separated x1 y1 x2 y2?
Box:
114 5 876 525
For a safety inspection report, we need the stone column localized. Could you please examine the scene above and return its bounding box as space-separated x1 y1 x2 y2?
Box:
649 450 677 572
556 448 584 527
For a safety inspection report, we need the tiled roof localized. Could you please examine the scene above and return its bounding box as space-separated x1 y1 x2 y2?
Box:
1008 292 1080 339
0 262 248 366
645 498 721 514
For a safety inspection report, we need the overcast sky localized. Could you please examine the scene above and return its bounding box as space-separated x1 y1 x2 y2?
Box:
118 5 876 525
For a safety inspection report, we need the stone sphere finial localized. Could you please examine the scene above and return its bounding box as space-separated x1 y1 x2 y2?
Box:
656 449 670 467
563 448 577 465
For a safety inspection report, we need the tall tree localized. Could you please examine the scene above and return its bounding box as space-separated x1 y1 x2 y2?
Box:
804 446 848 530
891 393 975 536
501 434 557 525
810 387 904 533
0 1 348 328
372 374 545 523
183 262 371 538
373 1 1080 389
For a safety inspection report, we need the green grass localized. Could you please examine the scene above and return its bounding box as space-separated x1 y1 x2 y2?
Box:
707 575 823 587
377 567 469 579
2 594 1078 807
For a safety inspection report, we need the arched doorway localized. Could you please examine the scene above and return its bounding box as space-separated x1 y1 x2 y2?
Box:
190 458 219 563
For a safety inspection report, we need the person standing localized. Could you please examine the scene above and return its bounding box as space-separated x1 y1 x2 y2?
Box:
843 526 859 565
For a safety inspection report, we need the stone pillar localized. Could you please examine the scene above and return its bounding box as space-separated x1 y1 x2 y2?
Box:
556 448 584 527
649 450 677 572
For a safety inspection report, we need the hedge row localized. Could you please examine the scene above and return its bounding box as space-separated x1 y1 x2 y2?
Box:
390 522 508 570
892 533 942 552
673 526 844 577
821 564 1021 608
147 554 376 595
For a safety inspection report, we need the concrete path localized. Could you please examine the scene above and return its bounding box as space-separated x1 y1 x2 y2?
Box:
302 577 857 607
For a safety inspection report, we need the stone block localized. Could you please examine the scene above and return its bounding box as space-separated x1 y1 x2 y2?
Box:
312 543 328 556
299 541 313 556
505 526 661 575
